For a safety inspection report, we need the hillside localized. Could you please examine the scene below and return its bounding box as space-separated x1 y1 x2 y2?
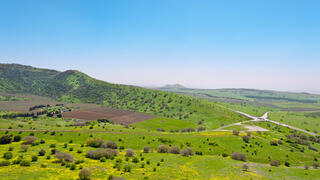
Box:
0 64 247 128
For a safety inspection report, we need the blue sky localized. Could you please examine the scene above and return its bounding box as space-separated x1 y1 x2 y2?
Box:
1 0 320 93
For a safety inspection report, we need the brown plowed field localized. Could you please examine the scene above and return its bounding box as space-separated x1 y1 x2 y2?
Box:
62 108 155 125
0 94 156 125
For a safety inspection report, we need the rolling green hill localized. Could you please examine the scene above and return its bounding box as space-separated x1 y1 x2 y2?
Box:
0 64 247 128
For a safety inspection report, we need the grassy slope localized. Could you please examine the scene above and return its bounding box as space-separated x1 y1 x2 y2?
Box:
0 64 247 129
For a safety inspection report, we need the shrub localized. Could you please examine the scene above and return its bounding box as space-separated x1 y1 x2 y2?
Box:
77 149 83 154
70 163 76 170
0 135 12 144
123 164 132 172
231 152 247 161
50 144 56 148
20 160 30 166
222 153 228 157
100 157 106 162
40 139 45 144
87 138 104 148
51 149 56 154
13 135 21 142
197 126 206 132
180 148 194 157
79 168 91 180
143 146 150 153
32 156 38 162
304 164 309 170
8 147 14 151
313 162 319 169
86 149 118 159
0 160 10 166
270 160 280 167
21 145 29 152
41 163 47 168
23 136 37 145
242 136 250 143
232 130 239 136
168 145 180 154
242 164 249 171
55 152 75 162
285 161 290 167
270 140 278 146
3 152 13 160
132 157 139 163
39 149 46 156
157 145 169 153
102 141 118 149
181 128 195 133
125 148 135 157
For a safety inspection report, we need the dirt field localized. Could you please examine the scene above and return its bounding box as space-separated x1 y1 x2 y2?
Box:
0 93 156 124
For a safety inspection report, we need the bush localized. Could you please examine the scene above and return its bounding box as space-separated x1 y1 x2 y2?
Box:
242 164 249 171
242 136 250 143
3 152 13 160
20 160 31 166
180 148 194 157
125 148 135 157
181 128 195 133
222 153 228 157
23 136 37 145
39 149 46 156
70 163 76 170
123 164 132 172
285 161 290 167
87 138 104 148
270 160 280 167
86 149 118 159
8 147 14 151
21 145 29 152
13 135 21 142
32 156 38 162
270 140 278 146
197 126 206 132
132 157 139 163
0 135 12 144
143 146 150 153
102 141 118 149
304 164 310 170
231 152 246 161
232 130 239 136
100 157 106 162
79 168 91 180
168 145 180 154
313 162 319 169
0 160 10 166
157 145 169 153
55 152 75 162
40 139 45 144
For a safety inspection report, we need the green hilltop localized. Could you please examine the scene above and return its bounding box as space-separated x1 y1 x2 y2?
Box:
0 64 246 128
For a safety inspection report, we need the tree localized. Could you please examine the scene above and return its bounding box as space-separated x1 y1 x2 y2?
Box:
180 148 194 157
79 168 91 180
126 148 135 157
231 152 247 161
270 160 280 167
242 136 250 143
0 135 12 144
13 135 21 142
143 146 150 153
169 145 180 154
157 145 169 153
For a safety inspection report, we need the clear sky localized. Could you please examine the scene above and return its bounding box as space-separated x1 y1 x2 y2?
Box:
1 0 320 93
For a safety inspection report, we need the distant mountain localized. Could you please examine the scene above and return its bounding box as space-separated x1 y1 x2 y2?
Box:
0 64 246 128
160 84 186 90
156 86 320 107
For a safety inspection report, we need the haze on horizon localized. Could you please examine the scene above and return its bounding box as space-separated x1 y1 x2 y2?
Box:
1 0 320 93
